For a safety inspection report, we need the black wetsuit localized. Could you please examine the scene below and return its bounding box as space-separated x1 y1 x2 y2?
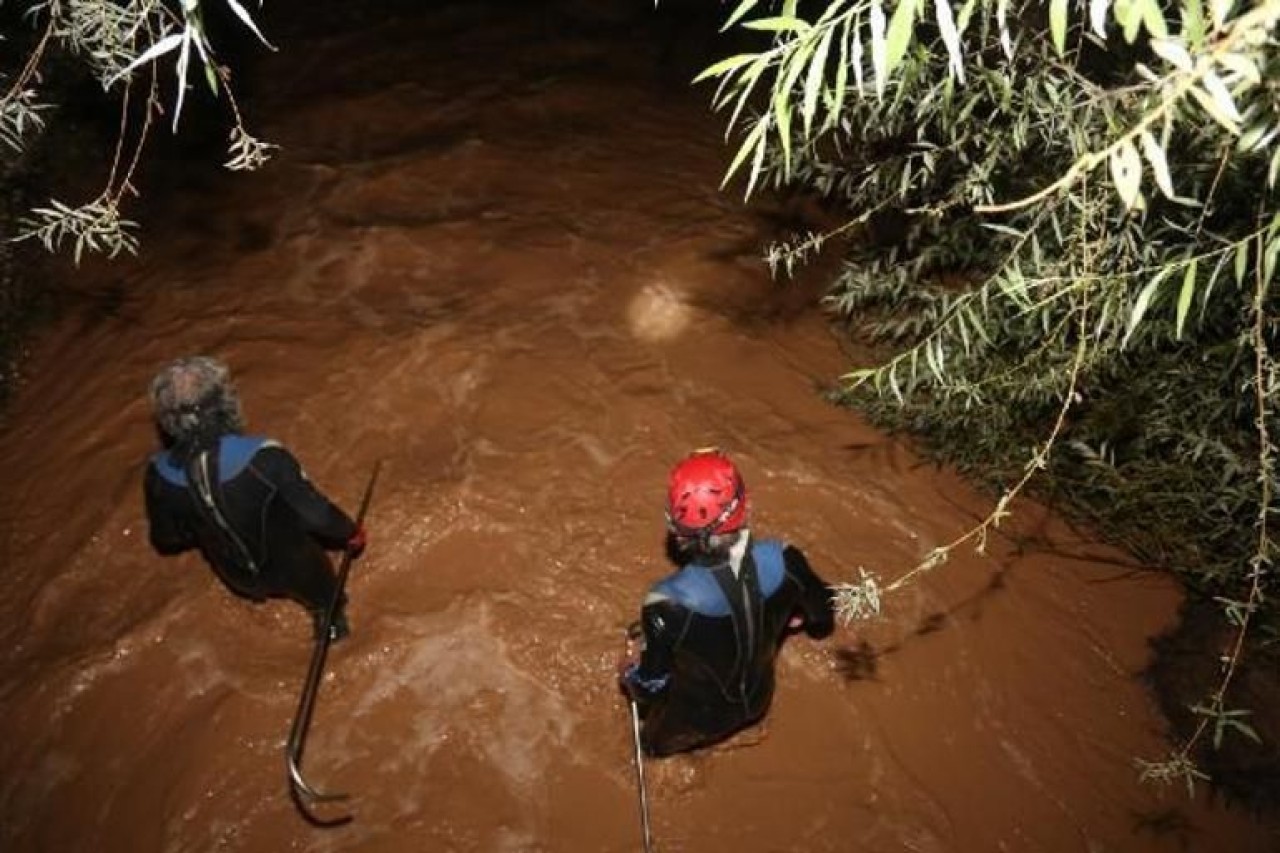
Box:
623 537 834 756
143 434 356 616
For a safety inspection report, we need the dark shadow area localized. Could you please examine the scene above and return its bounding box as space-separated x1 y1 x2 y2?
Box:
832 639 881 681
1130 807 1199 849
1147 594 1280 818
833 565 1010 683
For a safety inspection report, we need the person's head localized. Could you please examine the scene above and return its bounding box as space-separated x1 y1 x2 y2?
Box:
149 356 244 453
665 448 749 557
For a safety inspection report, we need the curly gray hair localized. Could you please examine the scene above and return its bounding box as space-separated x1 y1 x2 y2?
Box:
149 356 244 453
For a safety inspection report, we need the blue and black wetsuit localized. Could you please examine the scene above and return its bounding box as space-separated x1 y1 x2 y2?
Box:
624 536 834 756
143 434 356 619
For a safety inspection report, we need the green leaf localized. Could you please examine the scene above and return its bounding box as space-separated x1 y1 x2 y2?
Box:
1139 130 1175 199
1231 240 1250 289
1208 0 1234 30
802 26 835 135
172 30 193 131
773 42 808 177
888 362 904 402
1201 71 1242 122
935 0 965 79
1123 0 1145 42
1235 122 1276 153
829 16 851 125
746 116 770 198
997 0 1013 57
980 222 1025 238
1141 0 1168 38
1189 84 1241 134
694 52 763 84
1090 0 1111 37
1264 233 1280 288
222 0 277 50
106 32 185 86
848 15 863 96
885 0 919 77
926 337 945 381
997 262 1031 309
1181 0 1206 47
1109 139 1143 209
1123 268 1169 348
870 0 888 96
725 54 771 129
1175 257 1197 338
1149 37 1192 71
723 0 763 31
773 85 793 176
742 16 811 33
721 118 767 190
1050 0 1069 55
1216 52 1260 84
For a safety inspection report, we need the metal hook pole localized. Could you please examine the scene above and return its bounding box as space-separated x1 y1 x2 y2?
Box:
285 460 382 817
623 629 654 853
629 696 654 853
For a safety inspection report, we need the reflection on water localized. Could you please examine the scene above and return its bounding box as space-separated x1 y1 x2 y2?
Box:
0 1 1275 851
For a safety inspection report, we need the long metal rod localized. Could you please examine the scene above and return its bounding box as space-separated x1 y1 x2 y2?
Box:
286 460 382 814
623 629 654 853
629 697 654 853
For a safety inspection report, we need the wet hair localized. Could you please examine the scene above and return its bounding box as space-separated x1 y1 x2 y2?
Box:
149 356 244 458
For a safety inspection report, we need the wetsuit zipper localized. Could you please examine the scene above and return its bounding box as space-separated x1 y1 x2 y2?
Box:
191 450 260 575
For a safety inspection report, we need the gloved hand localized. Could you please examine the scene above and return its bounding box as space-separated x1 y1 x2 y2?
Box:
616 624 643 678
346 524 367 558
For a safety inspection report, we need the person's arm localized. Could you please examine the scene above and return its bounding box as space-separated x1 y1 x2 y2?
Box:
783 545 835 639
252 445 358 548
622 597 684 703
143 465 195 555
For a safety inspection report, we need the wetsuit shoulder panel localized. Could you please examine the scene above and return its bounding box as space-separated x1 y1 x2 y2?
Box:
151 451 186 486
752 538 787 596
218 435 273 482
149 435 273 486
652 566 731 617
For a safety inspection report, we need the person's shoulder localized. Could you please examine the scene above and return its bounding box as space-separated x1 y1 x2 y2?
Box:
147 450 184 486
228 434 287 457
751 537 790 594
223 435 286 477
751 537 787 559
644 570 679 605
647 565 730 616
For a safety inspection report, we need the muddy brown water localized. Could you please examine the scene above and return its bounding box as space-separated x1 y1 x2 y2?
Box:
2 2 1277 851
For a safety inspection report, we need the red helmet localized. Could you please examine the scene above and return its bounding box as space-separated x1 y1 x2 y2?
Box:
665 449 748 537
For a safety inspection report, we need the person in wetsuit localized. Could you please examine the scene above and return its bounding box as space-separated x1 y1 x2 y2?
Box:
142 356 366 642
619 449 835 756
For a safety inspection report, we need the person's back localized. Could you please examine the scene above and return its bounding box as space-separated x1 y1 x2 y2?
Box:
142 357 364 641
621 449 834 756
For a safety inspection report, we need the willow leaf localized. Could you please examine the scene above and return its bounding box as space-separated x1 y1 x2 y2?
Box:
803 26 835 135
723 0 763 31
1050 0 1068 55
694 53 764 85
1176 257 1197 338
885 0 918 77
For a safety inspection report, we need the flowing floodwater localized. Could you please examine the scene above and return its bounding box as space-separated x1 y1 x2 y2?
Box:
1 2 1277 850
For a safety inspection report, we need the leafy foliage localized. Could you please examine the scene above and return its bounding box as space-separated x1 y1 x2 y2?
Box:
1 0 277 260
696 0 1280 786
